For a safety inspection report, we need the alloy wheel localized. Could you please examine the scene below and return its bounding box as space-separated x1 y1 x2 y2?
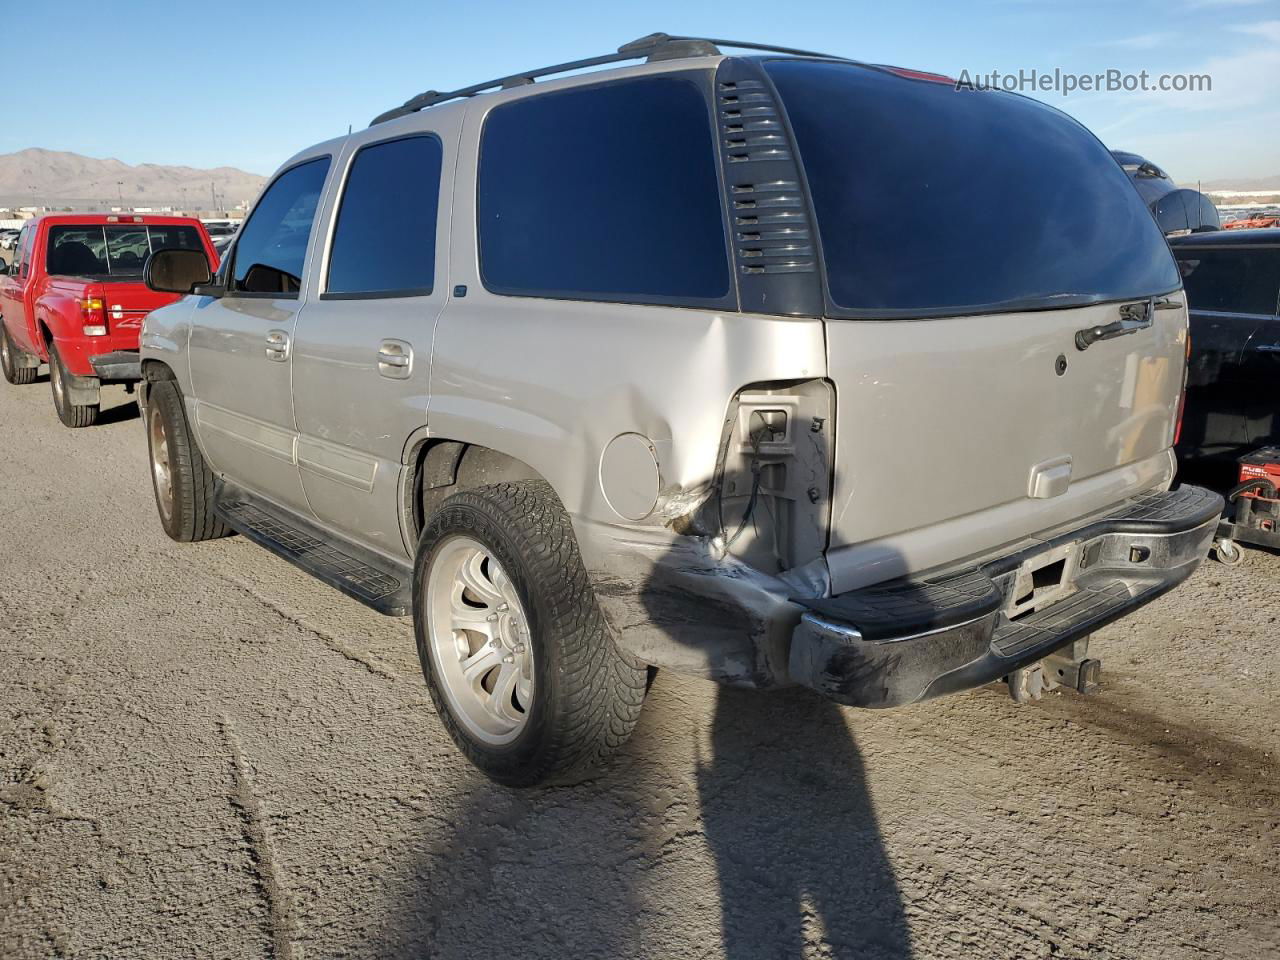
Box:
149 405 174 523
424 536 535 745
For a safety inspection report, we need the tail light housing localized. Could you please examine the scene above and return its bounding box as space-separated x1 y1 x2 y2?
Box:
78 296 107 336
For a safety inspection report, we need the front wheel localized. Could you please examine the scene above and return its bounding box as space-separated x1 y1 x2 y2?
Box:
49 345 98 428
1 325 38 385
414 480 647 787
144 379 230 542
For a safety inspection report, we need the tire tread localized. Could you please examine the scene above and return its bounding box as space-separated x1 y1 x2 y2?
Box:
417 480 646 786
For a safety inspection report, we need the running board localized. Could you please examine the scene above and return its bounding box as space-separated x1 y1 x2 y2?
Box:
214 486 413 616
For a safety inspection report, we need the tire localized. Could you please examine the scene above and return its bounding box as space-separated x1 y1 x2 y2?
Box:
49 345 98 428
145 378 230 542
1 325 37 385
414 480 647 787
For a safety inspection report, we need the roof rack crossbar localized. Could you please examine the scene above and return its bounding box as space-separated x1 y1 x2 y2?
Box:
369 32 846 126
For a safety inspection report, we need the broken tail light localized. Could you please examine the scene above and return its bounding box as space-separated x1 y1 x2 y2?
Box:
1173 329 1191 447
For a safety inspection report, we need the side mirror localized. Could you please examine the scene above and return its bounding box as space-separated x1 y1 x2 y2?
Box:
144 248 216 295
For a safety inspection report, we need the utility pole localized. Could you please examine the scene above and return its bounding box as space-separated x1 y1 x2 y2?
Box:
211 181 217 213
117 181 124 204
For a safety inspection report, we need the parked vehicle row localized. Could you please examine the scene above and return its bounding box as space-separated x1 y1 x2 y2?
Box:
1224 211 1280 230
0 34 1229 786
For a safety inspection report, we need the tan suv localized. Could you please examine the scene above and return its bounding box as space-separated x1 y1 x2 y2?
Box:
138 34 1222 786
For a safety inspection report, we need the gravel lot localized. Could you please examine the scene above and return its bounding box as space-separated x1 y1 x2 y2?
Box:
1 378 1277 960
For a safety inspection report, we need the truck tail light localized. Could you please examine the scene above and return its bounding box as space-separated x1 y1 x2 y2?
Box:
1173 331 1191 447
79 297 107 336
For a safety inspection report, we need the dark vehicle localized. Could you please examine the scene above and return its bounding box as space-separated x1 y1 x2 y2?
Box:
1111 150 1220 236
1171 229 1280 488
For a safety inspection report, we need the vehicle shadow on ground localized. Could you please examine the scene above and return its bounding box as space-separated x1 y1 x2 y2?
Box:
697 685 914 960
96 397 139 425
374 681 912 959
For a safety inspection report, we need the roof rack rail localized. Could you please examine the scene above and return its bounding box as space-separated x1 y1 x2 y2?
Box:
369 32 844 126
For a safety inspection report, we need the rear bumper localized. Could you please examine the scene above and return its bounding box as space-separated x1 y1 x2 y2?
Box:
89 349 141 382
788 485 1223 708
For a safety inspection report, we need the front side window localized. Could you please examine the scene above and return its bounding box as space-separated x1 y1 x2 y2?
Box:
232 156 331 295
765 60 1182 317
326 135 442 297
1177 249 1280 315
477 75 730 304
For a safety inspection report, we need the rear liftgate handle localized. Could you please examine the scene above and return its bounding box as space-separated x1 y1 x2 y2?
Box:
1074 297 1176 351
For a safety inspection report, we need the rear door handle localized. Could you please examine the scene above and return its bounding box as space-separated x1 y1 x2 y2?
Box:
265 328 290 362
377 339 413 379
1075 299 1154 351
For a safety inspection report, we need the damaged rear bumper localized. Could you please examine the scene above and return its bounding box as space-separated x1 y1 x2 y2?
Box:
788 485 1223 708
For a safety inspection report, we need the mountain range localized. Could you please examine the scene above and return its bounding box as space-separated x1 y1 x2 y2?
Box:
1198 174 1280 193
0 148 266 209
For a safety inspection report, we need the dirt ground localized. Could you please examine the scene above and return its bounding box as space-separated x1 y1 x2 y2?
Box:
1 378 1277 960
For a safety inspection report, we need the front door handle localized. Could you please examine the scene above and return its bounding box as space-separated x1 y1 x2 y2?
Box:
1075 299 1154 351
265 328 290 362
377 339 413 379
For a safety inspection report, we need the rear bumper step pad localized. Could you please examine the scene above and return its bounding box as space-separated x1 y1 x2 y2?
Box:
789 485 1223 708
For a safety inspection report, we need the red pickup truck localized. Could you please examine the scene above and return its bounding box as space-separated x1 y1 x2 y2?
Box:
0 214 218 427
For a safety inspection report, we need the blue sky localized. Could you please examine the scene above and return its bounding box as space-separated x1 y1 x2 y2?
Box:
5 0 1277 183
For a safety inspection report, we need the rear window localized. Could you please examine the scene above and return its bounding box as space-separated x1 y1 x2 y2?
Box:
1175 248 1280 315
765 60 1181 317
46 224 204 278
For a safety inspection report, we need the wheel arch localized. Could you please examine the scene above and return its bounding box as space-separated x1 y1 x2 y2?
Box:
138 358 178 408
405 437 549 544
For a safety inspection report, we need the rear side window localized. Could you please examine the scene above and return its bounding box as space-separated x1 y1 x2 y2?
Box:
1176 249 1280 315
326 135 442 297
478 76 731 304
765 60 1182 317
232 156 331 295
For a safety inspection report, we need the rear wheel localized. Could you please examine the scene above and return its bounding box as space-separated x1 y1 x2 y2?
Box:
415 480 647 787
49 345 98 428
0 326 37 385
145 378 229 542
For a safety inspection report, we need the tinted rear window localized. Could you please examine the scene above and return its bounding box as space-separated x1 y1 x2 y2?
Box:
765 60 1181 317
1176 248 1280 315
477 76 730 304
47 224 204 277
327 135 441 297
